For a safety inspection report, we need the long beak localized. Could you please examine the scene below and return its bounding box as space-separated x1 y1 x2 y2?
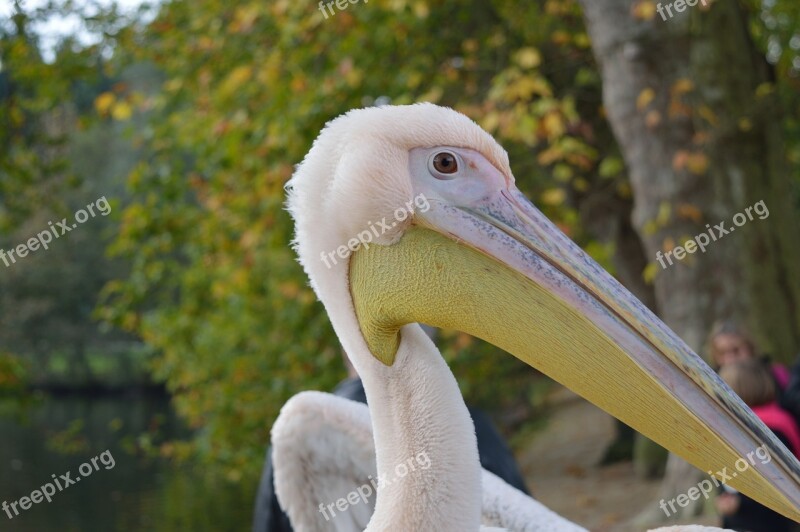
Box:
349 184 800 521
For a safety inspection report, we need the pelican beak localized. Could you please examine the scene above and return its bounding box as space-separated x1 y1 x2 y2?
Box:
349 182 800 521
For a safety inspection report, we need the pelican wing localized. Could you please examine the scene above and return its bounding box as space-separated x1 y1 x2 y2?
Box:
272 391 377 532
272 391 586 531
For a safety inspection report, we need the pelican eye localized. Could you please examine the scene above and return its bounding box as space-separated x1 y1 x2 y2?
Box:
431 152 458 175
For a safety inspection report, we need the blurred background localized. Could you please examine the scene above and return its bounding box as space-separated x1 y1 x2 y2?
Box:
1 0 799 530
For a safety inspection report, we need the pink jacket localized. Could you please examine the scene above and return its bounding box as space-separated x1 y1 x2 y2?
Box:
753 401 800 459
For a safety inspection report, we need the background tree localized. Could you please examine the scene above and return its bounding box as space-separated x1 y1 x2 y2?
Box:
101 0 649 474
577 0 800 523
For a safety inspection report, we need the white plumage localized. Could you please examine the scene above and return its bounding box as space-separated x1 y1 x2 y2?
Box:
272 391 587 531
273 103 769 531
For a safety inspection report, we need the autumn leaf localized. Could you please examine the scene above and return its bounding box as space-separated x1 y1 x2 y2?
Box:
686 152 710 175
542 112 565 139
738 118 753 132
631 0 657 20
95 92 115 115
541 188 566 206
668 99 691 118
413 2 430 18
672 150 689 170
111 101 133 121
643 262 659 284
657 201 672 226
676 203 704 223
645 110 662 128
598 156 624 178
637 87 656 110
219 65 252 98
698 105 718 126
671 78 695 95
755 82 774 99
515 47 542 69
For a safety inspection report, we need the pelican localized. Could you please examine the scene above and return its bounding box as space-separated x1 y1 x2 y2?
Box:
273 103 800 531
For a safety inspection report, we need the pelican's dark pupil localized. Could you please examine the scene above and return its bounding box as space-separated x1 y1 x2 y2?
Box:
433 152 458 174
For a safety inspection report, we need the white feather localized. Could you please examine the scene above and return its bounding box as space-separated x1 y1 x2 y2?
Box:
273 391 587 532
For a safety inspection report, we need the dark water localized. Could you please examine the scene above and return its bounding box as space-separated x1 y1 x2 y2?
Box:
0 394 254 532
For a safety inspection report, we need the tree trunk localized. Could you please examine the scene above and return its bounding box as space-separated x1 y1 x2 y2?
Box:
577 0 800 524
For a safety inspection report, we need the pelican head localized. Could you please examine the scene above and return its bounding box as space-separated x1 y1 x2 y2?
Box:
286 103 800 521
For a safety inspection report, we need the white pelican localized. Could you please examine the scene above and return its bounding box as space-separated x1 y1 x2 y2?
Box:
274 103 800 531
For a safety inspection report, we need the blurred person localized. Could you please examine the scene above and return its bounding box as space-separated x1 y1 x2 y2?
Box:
707 319 800 429
716 359 799 532
707 320 790 388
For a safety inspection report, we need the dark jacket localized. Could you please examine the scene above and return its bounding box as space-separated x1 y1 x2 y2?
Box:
720 430 795 532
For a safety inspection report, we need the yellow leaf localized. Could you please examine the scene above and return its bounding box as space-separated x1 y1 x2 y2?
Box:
738 118 753 132
676 203 703 223
573 178 590 192
643 219 658 236
95 92 115 115
637 88 656 110
542 112 565 139
462 39 478 53
413 2 430 18
420 86 443 103
671 78 695 95
508 75 551 100
219 65 253 98
551 30 570 45
657 201 671 226
631 1 657 20
515 47 541 69
111 101 133 121
698 105 717 126
755 82 774 99
541 188 566 206
481 111 500 133
643 262 658 284
537 146 562 165
686 152 709 175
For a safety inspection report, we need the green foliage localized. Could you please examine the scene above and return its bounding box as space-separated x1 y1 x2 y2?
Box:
5 0 800 498
747 0 800 196
0 351 28 394
0 2 146 387
0 2 113 229
100 0 614 476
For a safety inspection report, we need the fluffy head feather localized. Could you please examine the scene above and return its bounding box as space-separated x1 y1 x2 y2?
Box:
285 103 510 301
